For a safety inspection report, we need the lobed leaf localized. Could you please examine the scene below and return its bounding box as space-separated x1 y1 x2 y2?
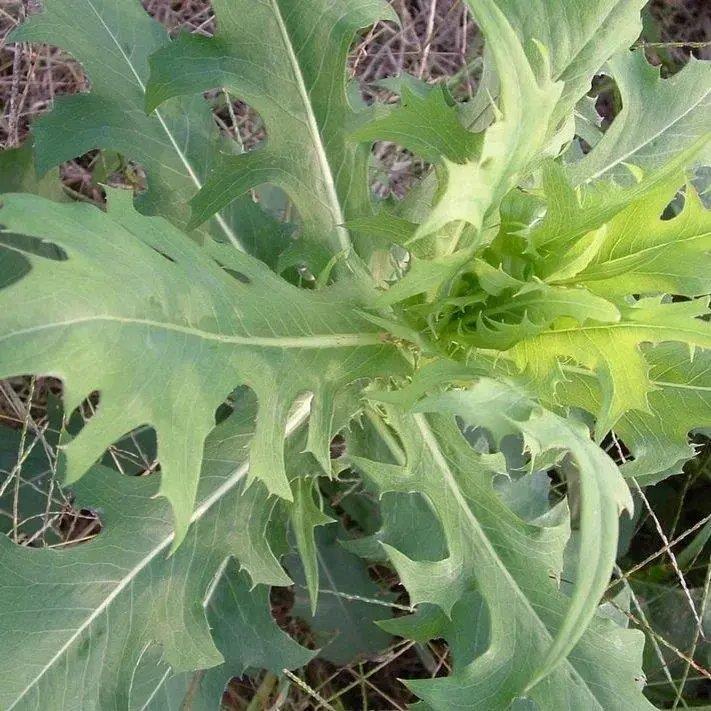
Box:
569 50 711 184
358 0 562 241
8 0 263 248
0 192 402 543
558 343 711 484
145 0 396 263
3 0 711 705
470 0 646 130
351 382 651 708
0 398 311 710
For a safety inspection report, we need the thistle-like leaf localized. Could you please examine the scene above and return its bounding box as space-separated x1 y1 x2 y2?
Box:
560 181 711 298
508 297 711 437
351 383 651 708
428 155 711 443
3 0 710 704
145 0 396 261
445 280 621 351
354 0 561 240
530 143 707 264
472 0 646 130
0 397 311 710
558 343 711 484
352 85 482 164
8 0 261 247
569 49 711 184
0 192 402 543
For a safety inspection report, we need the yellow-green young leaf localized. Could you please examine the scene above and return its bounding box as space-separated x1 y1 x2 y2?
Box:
0 192 403 545
559 182 711 298
145 0 396 261
381 0 562 240
509 297 711 437
374 251 474 307
0 397 312 710
352 384 651 709
530 140 709 267
447 281 621 351
356 0 653 246
437 153 711 443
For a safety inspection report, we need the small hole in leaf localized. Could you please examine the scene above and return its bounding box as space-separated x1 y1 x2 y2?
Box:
55 503 103 548
661 189 685 221
59 150 142 207
601 431 635 465
104 426 158 477
369 142 435 202
214 400 236 425
212 95 267 150
330 434 346 459
592 73 621 127
65 390 102 434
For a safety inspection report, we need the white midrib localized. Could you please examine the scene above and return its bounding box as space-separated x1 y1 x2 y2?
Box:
135 668 171 711
85 0 244 252
269 0 350 253
135 525 246 708
412 414 595 698
560 363 711 393
7 399 312 710
654 380 711 392
1 315 383 350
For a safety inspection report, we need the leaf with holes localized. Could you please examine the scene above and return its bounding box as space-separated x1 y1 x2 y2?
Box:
3 0 711 707
8 0 281 252
351 386 652 709
145 0 396 264
0 395 315 709
0 190 402 543
568 49 711 184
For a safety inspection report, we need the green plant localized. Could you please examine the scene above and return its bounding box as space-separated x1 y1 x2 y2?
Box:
0 0 709 708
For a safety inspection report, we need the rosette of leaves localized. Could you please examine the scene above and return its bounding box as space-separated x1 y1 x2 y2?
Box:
1 0 709 708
